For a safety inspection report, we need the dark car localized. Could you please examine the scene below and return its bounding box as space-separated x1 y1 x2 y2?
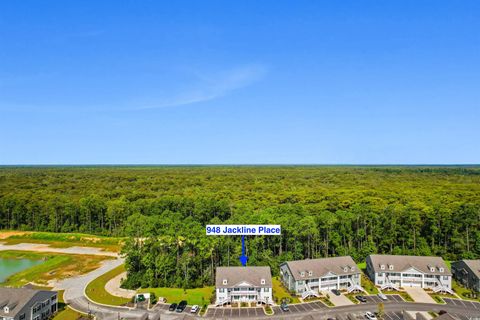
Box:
168 303 177 311
331 289 341 296
176 300 188 312
356 295 367 303
280 303 289 312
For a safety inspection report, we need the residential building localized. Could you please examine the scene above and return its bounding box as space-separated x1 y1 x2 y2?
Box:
0 288 58 320
215 266 272 305
366 255 452 293
280 256 363 299
451 259 480 292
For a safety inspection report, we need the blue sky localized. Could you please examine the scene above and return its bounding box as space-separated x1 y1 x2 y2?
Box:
1 1 479 164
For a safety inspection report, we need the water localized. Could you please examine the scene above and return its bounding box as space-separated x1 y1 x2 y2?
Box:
0 258 44 283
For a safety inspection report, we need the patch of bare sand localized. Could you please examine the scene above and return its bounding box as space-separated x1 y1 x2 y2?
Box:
0 231 30 239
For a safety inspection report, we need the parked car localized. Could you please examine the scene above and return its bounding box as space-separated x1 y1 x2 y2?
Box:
168 303 177 311
176 300 187 312
331 289 341 296
365 311 377 320
377 292 387 301
190 305 199 313
280 302 289 312
356 295 367 303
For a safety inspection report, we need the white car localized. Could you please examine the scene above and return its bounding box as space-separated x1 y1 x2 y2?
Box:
190 305 199 313
365 311 377 320
377 292 388 301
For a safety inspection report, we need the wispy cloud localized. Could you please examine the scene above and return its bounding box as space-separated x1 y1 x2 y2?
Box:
135 64 268 110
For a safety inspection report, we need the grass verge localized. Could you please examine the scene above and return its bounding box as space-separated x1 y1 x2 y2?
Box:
0 250 110 287
85 264 131 306
452 279 480 302
272 277 300 304
138 287 214 306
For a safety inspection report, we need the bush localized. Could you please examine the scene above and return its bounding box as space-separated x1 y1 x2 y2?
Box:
150 292 157 305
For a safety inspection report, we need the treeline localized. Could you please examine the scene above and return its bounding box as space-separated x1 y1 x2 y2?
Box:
0 166 479 289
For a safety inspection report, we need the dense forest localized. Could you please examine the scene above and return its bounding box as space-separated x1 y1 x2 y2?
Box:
1 166 480 289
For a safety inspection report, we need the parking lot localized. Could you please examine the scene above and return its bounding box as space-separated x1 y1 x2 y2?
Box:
363 294 404 304
443 298 480 311
155 303 193 313
272 300 328 315
205 306 265 318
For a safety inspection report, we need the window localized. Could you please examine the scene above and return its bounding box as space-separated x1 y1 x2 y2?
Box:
300 272 305 277
439 268 444 273
350 266 355 271
430 267 435 272
264 288 270 292
380 265 385 270
389 265 394 270
20 314 26 320
219 288 225 293
223 279 228 285
343 267 348 272
308 271 313 276
443 276 449 280
51 295 57 301
261 279 266 285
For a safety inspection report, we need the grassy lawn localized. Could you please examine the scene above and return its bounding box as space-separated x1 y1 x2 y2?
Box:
452 279 480 301
53 307 84 320
0 250 110 287
1 231 125 252
85 264 131 306
361 274 379 294
138 287 214 306
272 277 300 304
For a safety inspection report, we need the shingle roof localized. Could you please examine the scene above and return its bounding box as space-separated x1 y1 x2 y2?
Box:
282 256 360 281
461 260 480 279
0 288 55 317
368 255 452 275
215 266 272 288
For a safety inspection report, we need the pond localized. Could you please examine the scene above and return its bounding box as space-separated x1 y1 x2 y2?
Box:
0 258 44 283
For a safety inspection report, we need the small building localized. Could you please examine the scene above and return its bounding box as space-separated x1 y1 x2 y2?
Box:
0 288 58 320
280 256 363 299
215 266 272 306
366 254 452 293
451 259 480 292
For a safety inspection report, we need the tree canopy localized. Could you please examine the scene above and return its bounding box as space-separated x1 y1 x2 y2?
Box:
1 166 479 289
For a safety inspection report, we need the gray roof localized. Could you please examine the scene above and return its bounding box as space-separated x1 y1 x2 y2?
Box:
368 255 452 275
456 259 480 279
215 266 272 288
282 256 360 281
0 288 56 317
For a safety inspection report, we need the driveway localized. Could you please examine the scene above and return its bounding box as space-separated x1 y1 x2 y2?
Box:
328 292 355 306
403 287 436 304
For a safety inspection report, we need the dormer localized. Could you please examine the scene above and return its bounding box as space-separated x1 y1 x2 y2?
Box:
222 279 228 285
308 271 313 276
300 271 305 277
350 266 355 272
388 264 394 270
261 278 266 285
4 306 9 314
429 266 435 272
439 267 444 273
380 264 385 270
343 266 348 272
